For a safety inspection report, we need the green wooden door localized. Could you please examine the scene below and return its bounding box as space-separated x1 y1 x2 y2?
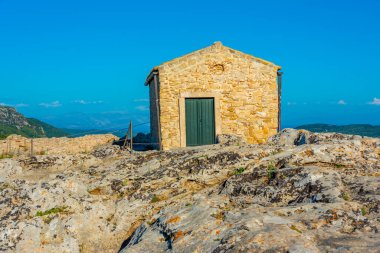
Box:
185 98 215 146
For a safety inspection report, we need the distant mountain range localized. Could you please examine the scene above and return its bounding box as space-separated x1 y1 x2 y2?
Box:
0 106 129 139
0 106 68 139
1 106 379 139
295 124 380 138
41 111 150 133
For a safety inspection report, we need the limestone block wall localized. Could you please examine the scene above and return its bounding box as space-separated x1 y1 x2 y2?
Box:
154 42 280 150
0 134 117 156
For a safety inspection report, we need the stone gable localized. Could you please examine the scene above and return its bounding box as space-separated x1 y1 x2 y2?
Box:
147 42 280 150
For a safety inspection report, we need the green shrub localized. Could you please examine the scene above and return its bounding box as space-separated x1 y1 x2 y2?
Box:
267 163 277 180
151 195 160 203
233 167 245 175
342 192 351 201
0 154 13 159
36 206 67 217
290 225 302 233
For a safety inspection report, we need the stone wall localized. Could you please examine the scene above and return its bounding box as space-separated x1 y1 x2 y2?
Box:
155 42 280 150
0 134 117 156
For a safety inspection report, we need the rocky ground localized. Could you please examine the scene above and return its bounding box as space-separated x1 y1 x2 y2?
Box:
0 129 379 253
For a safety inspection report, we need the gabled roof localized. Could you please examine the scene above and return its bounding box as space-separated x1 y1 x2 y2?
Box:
145 41 281 85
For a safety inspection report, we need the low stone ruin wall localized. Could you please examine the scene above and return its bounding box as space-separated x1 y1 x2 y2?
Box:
0 134 118 156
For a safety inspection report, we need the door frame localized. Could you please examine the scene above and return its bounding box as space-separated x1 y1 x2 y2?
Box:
179 92 221 147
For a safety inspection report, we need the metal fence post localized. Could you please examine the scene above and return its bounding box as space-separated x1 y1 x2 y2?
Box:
130 120 133 152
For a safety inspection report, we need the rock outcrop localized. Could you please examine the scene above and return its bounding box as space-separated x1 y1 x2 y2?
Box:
0 129 379 252
0 106 30 129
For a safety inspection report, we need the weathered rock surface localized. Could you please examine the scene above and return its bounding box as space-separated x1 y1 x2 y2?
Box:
0 107 30 129
0 129 379 252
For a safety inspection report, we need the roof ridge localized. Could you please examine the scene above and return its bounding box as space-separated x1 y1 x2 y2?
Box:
145 42 280 83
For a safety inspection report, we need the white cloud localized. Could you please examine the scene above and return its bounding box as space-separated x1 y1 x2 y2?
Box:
73 100 103 105
0 102 29 107
92 118 111 126
101 110 129 115
135 105 149 111
286 102 297 106
39 101 62 108
133 98 149 102
338 100 346 105
368 97 380 105
15 103 29 107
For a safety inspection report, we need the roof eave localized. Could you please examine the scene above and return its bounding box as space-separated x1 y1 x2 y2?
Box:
144 68 159 86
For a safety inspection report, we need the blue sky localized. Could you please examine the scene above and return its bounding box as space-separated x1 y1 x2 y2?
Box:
0 0 379 131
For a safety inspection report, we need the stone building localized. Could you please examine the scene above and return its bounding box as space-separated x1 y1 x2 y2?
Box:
145 42 282 150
